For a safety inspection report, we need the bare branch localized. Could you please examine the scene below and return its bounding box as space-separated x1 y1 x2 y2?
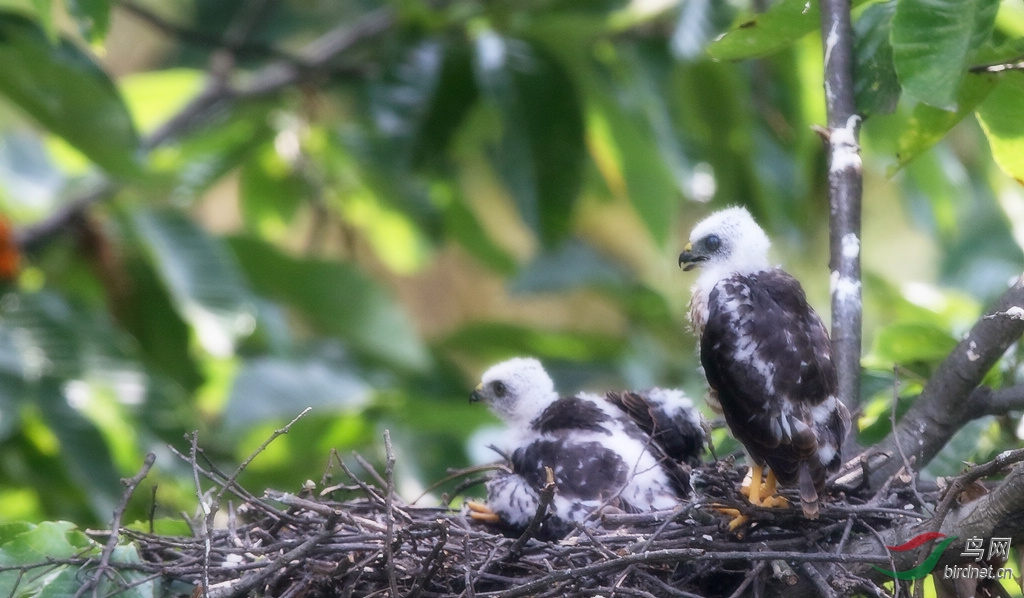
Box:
819 0 864 427
838 275 1024 490
16 7 394 252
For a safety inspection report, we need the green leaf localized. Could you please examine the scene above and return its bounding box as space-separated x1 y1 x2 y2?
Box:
891 0 1000 109
708 0 867 60
229 236 431 371
151 103 275 203
869 322 958 366
0 521 84 566
133 208 256 357
66 0 111 42
0 11 140 177
239 143 307 240
894 73 998 169
853 1 901 115
224 354 372 429
473 32 585 246
976 74 1024 183
119 68 205 136
439 182 517 274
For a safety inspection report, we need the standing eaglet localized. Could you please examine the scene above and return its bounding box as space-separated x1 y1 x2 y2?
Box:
678 207 850 521
466 358 703 539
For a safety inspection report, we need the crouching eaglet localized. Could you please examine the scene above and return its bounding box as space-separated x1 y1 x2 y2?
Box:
679 207 850 520
466 357 704 539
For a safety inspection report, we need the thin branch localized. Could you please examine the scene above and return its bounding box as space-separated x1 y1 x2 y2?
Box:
383 430 399 598
74 453 157 598
214 407 311 505
506 467 556 559
838 275 1024 490
117 0 296 61
16 7 395 252
819 0 864 432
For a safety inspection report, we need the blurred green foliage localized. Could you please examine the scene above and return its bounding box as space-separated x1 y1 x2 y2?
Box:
0 0 1022 528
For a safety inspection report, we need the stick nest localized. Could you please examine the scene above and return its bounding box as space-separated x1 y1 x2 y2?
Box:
119 446 928 598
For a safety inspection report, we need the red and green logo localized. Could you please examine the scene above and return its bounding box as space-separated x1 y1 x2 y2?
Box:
871 532 958 580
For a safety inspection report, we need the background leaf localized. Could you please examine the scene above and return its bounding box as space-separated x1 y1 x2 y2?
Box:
474 32 585 246
891 0 999 109
0 11 139 177
133 208 256 357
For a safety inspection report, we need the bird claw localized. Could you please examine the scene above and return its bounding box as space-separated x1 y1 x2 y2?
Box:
466 500 501 523
709 504 749 531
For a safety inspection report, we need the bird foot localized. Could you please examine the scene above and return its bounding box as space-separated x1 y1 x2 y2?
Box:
466 500 501 523
740 466 790 509
710 505 749 531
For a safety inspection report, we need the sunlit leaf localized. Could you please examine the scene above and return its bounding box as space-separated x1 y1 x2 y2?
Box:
976 74 1024 183
853 1 900 115
0 11 140 177
473 32 585 246
229 236 430 372
133 208 256 357
239 143 307 240
891 0 999 109
868 322 958 366
894 73 997 169
708 0 867 60
119 68 205 136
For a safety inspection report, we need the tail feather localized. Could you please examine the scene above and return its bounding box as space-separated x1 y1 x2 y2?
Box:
798 462 820 519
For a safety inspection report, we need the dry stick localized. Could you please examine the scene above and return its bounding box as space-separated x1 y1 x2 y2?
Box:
186 432 214 598
728 561 767 598
411 463 507 505
383 431 399 598
208 523 337 598
930 446 1024 533
488 550 889 598
72 453 157 598
799 562 837 598
889 368 931 515
353 451 391 490
216 408 312 506
463 533 477 598
506 467 557 559
405 519 449 598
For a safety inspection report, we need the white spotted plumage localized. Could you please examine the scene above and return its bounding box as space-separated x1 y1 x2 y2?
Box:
470 358 698 537
680 206 850 518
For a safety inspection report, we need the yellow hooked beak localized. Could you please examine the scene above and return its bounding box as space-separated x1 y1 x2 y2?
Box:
678 242 704 271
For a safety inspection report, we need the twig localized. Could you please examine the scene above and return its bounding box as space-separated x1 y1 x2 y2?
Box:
728 561 766 598
405 519 449 598
214 405 309 503
931 446 1024 532
411 464 507 505
383 430 399 598
799 562 837 598
506 467 556 559
215 408 311 506
74 453 157 598
889 369 931 515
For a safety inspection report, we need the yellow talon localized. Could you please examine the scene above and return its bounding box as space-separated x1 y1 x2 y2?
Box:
466 500 501 523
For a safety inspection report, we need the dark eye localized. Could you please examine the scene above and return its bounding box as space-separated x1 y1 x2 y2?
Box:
491 381 507 398
705 234 721 252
